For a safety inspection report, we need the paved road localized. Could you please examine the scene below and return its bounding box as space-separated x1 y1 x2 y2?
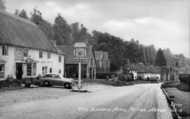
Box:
0 83 173 119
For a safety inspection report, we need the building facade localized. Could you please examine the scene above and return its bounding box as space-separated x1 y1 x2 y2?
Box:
58 42 96 79
0 11 64 80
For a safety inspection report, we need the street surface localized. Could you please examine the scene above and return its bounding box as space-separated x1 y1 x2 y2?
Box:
0 83 173 119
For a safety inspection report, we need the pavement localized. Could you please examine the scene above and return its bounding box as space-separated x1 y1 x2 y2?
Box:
0 83 173 119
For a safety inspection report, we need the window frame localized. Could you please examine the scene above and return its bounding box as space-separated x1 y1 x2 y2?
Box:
0 64 5 78
2 45 8 56
26 63 32 76
39 51 43 58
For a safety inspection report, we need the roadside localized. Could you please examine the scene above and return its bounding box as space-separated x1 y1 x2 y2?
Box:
161 81 190 119
0 77 160 93
84 78 159 86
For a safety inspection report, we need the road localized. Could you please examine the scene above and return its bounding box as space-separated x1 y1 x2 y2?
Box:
0 83 173 119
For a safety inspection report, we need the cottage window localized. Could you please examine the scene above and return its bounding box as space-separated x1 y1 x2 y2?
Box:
47 53 51 59
2 45 8 56
33 63 36 76
0 64 5 78
49 68 52 73
59 56 62 63
23 49 28 57
39 51 43 58
27 64 32 76
42 66 47 75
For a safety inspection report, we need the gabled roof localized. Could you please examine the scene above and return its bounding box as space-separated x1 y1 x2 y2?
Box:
0 10 57 53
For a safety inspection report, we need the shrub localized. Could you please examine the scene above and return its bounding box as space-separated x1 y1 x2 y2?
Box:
179 74 190 86
96 72 117 79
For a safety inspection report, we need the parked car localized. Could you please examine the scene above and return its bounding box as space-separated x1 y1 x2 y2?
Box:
39 74 74 89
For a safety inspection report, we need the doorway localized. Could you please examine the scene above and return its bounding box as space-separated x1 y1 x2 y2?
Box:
16 63 23 79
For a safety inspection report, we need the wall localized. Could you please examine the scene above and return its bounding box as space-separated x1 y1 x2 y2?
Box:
0 46 16 80
27 49 64 77
0 45 64 80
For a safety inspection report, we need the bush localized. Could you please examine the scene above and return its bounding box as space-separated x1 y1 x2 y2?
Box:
118 73 133 81
96 72 117 79
0 77 21 88
179 74 190 86
161 81 180 88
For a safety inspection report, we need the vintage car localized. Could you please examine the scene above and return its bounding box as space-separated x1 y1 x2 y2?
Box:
39 74 74 89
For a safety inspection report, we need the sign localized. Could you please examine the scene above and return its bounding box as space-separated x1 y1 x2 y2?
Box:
73 42 87 90
74 42 87 59
25 58 35 63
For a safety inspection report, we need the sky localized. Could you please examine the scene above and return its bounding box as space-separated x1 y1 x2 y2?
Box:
5 0 190 57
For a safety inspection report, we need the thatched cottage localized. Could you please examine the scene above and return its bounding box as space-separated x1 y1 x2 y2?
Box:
0 11 64 80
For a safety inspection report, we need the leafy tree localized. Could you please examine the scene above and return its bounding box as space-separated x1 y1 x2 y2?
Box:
18 9 28 19
123 39 142 63
155 49 167 66
0 0 5 10
14 9 19 16
93 31 125 71
53 14 72 45
71 23 92 43
31 9 54 41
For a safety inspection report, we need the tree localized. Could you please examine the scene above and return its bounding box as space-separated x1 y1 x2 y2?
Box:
71 23 91 43
14 9 19 16
31 9 54 41
93 31 125 71
0 0 5 10
53 14 72 45
18 9 28 19
155 49 167 66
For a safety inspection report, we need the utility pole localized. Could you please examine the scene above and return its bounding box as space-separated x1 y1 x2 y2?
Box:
78 59 82 89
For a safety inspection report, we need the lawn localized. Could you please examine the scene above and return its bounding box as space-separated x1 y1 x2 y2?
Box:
165 87 190 119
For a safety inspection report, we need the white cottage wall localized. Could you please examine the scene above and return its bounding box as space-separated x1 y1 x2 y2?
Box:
0 45 64 80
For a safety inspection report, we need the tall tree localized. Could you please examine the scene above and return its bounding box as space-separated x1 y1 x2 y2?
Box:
31 9 54 41
71 23 91 43
18 9 28 19
53 14 72 45
0 0 5 10
93 31 125 71
155 49 167 66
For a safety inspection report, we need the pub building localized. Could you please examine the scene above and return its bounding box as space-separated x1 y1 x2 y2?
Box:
0 10 64 80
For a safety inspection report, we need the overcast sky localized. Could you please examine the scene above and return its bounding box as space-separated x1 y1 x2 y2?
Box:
5 0 190 57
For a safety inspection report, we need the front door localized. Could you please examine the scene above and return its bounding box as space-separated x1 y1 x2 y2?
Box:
16 63 23 79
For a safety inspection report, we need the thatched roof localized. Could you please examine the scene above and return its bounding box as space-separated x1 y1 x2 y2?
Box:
0 11 57 52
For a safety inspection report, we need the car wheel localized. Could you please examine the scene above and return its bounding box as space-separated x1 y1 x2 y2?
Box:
25 83 31 88
64 83 71 89
43 81 51 87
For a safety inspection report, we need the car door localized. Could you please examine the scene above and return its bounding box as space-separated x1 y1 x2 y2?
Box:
52 75 64 86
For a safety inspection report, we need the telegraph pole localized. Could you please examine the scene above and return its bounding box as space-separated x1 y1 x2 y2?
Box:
78 59 82 89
